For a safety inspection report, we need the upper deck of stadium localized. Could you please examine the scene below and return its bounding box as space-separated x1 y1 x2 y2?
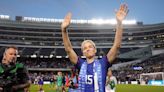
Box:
0 15 163 57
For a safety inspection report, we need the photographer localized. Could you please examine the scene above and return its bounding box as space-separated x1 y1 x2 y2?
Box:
0 46 30 92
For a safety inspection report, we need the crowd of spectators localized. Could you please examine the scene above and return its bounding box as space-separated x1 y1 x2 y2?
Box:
19 58 74 68
113 53 164 82
16 53 164 84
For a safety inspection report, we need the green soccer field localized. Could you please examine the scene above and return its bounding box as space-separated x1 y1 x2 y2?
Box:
30 84 55 92
29 84 164 92
116 84 164 92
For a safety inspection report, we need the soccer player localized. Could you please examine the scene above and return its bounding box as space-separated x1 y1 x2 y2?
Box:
56 71 63 92
61 3 128 92
49 73 55 88
105 68 117 92
38 74 44 92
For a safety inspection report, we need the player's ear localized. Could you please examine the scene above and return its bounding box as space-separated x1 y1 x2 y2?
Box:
94 49 97 54
92 44 97 54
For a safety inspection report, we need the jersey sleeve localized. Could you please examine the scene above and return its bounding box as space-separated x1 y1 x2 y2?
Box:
100 56 112 71
75 57 85 70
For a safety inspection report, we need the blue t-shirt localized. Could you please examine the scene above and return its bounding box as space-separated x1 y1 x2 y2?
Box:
76 56 112 92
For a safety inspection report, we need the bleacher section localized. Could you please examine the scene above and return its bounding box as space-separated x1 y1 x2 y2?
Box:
0 18 164 58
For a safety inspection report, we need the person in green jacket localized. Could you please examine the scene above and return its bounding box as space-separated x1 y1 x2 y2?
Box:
0 46 30 92
56 71 63 92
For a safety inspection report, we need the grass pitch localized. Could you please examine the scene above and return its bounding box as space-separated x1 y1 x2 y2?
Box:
116 84 164 92
29 84 164 92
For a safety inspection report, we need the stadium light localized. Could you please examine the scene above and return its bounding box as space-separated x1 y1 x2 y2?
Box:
49 54 53 58
88 18 136 25
17 55 20 57
123 20 137 25
40 55 44 58
99 56 103 58
65 55 69 58
81 56 86 58
44 56 49 58
0 15 10 20
31 54 37 58
21 16 137 25
56 56 62 58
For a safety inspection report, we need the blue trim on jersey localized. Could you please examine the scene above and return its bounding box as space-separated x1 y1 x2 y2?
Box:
76 56 112 92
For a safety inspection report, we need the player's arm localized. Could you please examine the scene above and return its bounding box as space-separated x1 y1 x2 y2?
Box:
107 4 129 63
106 77 110 86
61 13 78 64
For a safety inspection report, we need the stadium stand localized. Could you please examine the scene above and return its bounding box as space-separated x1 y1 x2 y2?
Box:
0 15 164 85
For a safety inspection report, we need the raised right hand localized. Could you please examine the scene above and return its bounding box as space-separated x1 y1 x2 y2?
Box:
61 12 72 30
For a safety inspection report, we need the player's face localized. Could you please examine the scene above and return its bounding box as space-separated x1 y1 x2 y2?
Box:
4 48 18 64
82 42 96 58
107 70 112 77
58 72 62 76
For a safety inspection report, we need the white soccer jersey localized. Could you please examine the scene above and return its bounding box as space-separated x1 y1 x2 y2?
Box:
105 76 117 92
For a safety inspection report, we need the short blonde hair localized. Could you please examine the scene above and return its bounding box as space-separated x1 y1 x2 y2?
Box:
81 40 96 51
108 68 113 71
